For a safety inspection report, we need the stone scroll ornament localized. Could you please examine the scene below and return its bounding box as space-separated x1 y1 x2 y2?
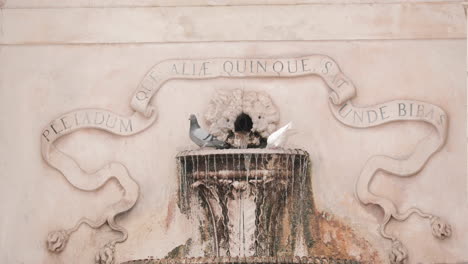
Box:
42 55 451 264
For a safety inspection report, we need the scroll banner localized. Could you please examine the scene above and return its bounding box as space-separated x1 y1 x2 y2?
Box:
41 55 447 259
41 109 157 245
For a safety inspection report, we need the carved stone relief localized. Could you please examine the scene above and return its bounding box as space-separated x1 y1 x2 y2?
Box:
41 55 452 264
205 89 279 148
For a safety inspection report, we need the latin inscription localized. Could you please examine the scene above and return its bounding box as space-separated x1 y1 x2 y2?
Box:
132 56 356 110
338 102 446 126
42 111 133 142
170 59 317 77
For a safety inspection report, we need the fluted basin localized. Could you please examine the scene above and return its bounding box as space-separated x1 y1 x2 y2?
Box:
176 148 309 180
122 256 361 264
175 148 315 258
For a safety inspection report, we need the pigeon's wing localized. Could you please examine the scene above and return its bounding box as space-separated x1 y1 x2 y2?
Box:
210 137 226 145
209 137 229 149
192 127 213 141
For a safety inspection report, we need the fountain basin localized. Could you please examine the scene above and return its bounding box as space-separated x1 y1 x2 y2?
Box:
122 148 366 263
175 148 317 258
122 256 361 264
176 148 309 180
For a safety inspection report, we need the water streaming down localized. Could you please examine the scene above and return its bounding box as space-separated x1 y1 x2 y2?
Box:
176 149 315 257
125 107 364 264
170 148 363 264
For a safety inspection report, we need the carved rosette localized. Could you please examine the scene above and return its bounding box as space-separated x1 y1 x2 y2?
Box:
430 217 452 239
46 230 69 253
95 243 116 264
205 89 279 148
389 240 408 264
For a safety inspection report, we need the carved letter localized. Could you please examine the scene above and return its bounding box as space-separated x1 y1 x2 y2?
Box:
322 61 332 74
287 60 298 73
50 123 63 134
379 106 389 120
200 62 210 76
42 129 50 142
61 117 71 131
120 119 133 133
106 114 116 129
172 64 179 74
223 61 234 75
399 103 407 116
273 61 284 73
301 59 311 72
256 61 267 73
353 110 364 124
367 110 378 123
94 112 105 125
236 60 246 73
417 104 425 117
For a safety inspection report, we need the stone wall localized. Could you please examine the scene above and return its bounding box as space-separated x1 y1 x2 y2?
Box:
0 1 466 264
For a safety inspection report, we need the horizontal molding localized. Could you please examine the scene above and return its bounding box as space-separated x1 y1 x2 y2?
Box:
0 3 465 44
1 0 465 9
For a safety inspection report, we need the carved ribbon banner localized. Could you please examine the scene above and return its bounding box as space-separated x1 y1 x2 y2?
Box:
41 110 157 263
42 55 450 264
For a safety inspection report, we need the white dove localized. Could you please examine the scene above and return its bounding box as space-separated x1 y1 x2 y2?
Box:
266 122 296 148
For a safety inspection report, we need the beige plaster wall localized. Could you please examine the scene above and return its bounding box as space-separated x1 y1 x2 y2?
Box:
0 1 467 264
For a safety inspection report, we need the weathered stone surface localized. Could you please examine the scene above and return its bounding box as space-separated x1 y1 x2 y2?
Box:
0 3 465 44
0 2 466 264
1 0 465 8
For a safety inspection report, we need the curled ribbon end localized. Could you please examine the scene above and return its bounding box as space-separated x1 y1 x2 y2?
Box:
329 92 340 105
145 107 155 118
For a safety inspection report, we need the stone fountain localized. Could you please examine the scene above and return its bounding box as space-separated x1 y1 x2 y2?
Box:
123 89 369 264
177 148 314 258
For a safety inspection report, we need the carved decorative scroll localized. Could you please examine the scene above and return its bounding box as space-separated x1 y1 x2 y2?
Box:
42 110 157 263
42 55 450 264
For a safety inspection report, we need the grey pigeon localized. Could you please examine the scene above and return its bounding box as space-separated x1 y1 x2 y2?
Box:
189 114 229 149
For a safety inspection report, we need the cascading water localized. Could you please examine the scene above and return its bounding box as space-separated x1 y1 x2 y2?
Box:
122 148 365 264
121 88 383 264
116 147 363 264
119 146 359 264
176 149 313 257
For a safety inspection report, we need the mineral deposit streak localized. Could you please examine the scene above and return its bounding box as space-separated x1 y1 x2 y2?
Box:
176 149 332 262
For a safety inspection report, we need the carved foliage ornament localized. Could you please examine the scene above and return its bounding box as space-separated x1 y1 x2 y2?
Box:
205 89 279 139
205 89 279 147
41 55 451 264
